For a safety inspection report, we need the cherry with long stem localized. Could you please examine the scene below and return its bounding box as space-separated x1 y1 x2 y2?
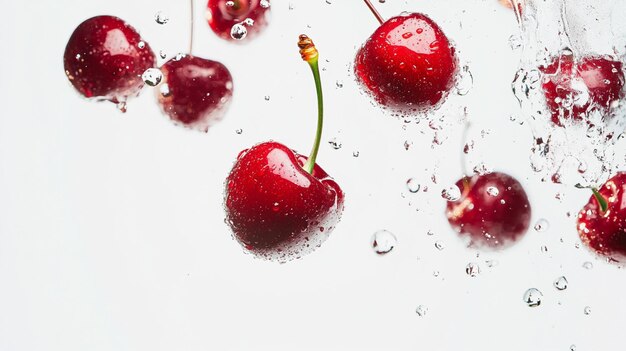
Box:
362 0 384 24
298 35 324 174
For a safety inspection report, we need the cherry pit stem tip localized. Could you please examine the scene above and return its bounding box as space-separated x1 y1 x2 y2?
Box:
363 0 385 25
298 35 323 175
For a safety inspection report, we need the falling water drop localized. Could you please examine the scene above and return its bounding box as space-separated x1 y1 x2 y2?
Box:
523 288 543 307
371 230 397 255
554 276 568 291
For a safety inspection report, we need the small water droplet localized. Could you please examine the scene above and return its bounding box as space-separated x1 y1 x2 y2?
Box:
328 138 342 150
137 41 145 49
434 241 445 251
523 288 543 307
264 95 270 101
415 305 428 317
235 129 243 135
582 261 593 270
441 185 461 201
142 68 163 87
486 186 500 197
159 83 170 97
260 0 271 8
584 306 592 315
371 230 397 255
155 11 170 25
230 23 248 40
570 345 577 351
554 276 568 290
159 50 167 59
534 219 550 232
465 262 480 277
336 80 344 88
352 150 360 157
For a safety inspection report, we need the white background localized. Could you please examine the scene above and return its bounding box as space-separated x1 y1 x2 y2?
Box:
1 0 624 350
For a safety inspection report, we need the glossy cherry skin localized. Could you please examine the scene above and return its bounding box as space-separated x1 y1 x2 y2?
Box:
157 55 233 132
446 172 532 249
206 0 270 42
541 55 624 126
577 173 626 264
354 13 458 113
224 142 344 261
63 16 156 105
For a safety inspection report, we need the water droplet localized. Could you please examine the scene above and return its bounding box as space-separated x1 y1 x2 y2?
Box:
415 305 428 317
434 241 445 251
441 185 461 201
352 150 360 157
523 288 543 307
336 80 344 88
455 65 473 96
155 11 170 25
465 262 480 277
486 259 499 268
570 345 577 351
508 34 522 50
554 276 568 291
433 270 440 277
371 230 397 255
235 129 243 135
541 245 549 253
230 23 248 40
159 83 170 97
584 306 592 315
264 95 270 101
260 0 271 8
328 138 342 150
142 68 163 87
582 261 593 270
159 50 167 59
534 218 550 232
137 41 145 49
406 178 421 193
486 186 500 197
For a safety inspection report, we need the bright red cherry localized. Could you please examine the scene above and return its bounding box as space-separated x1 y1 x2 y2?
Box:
157 55 233 132
446 172 532 249
63 15 156 107
540 55 624 126
206 0 270 42
224 142 344 260
354 9 458 113
577 173 626 264
224 35 344 261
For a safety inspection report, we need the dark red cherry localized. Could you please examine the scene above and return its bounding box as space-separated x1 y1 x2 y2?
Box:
354 13 458 113
63 15 156 106
224 142 344 261
206 0 270 42
577 173 626 264
540 55 624 126
157 55 233 132
446 172 532 249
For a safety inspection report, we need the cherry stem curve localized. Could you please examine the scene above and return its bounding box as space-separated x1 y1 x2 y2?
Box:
592 188 608 213
189 0 195 54
298 35 324 175
363 0 384 25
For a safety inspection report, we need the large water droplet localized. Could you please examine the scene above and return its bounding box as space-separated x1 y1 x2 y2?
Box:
142 68 163 87
441 185 461 201
523 288 543 307
371 230 397 255
230 23 248 40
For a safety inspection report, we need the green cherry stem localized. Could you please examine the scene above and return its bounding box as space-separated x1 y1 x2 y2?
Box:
298 35 324 174
592 188 608 213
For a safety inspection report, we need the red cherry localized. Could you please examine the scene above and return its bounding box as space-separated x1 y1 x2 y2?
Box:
354 13 458 113
157 55 233 132
446 172 532 249
224 142 344 261
540 55 624 126
206 0 270 42
63 15 156 106
577 173 626 264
